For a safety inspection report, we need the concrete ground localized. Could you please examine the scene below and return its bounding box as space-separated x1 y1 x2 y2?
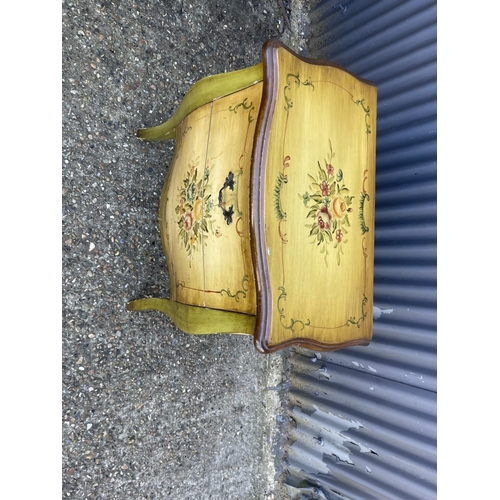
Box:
62 1 310 498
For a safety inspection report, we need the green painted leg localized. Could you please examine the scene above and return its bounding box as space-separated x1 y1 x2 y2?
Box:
127 298 256 335
137 62 264 141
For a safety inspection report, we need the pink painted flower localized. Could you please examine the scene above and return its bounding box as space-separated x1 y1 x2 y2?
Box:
183 212 193 231
336 229 343 242
327 163 334 176
320 181 330 196
317 206 332 231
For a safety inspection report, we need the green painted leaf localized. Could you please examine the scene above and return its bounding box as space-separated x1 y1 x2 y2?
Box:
336 169 343 182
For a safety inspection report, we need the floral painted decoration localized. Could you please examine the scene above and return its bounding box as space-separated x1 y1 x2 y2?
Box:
300 140 354 265
175 157 219 262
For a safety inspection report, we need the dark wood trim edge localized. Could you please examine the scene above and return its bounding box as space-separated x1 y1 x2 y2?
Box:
250 41 279 353
258 337 371 354
263 39 377 88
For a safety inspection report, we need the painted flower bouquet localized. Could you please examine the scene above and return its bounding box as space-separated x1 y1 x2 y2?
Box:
301 140 354 265
175 158 219 263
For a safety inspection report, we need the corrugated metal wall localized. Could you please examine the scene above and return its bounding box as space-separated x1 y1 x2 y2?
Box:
284 1 437 498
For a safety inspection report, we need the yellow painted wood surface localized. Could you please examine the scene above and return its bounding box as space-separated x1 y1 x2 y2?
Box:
131 41 376 350
160 103 211 308
137 62 263 141
127 298 256 335
261 45 377 348
159 84 262 315
202 83 261 314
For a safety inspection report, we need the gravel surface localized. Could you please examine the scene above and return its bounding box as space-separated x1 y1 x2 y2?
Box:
62 1 310 498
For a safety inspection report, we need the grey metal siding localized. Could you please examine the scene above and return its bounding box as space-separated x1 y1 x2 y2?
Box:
284 1 437 498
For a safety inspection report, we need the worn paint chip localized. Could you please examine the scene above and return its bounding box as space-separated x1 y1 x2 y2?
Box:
373 306 394 320
290 405 378 475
